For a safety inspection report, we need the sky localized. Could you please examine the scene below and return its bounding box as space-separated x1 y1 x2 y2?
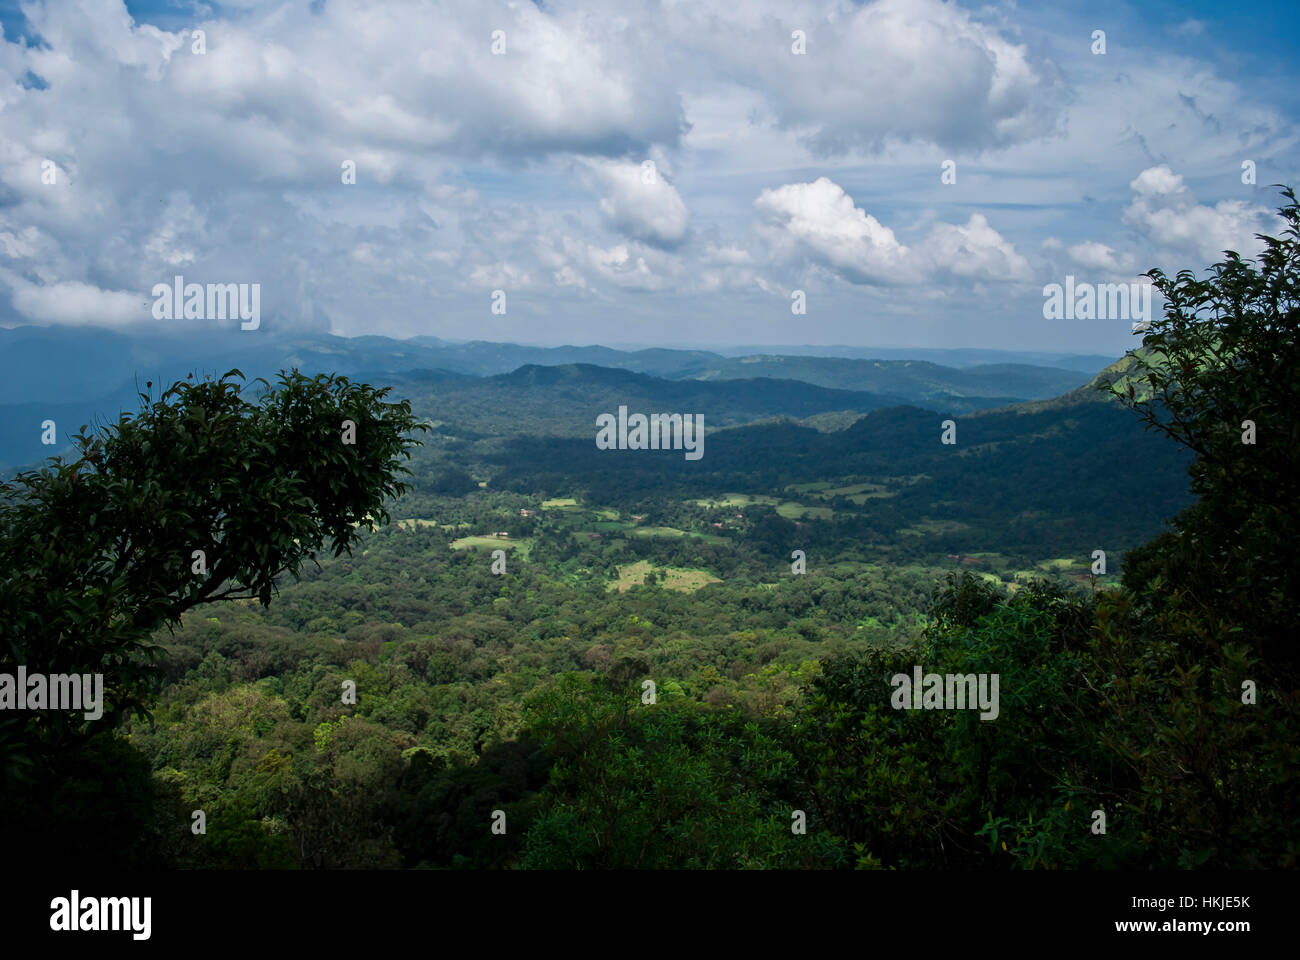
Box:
1 0 1297 353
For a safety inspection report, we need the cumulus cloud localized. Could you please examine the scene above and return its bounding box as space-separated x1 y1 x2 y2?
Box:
0 0 691 332
580 158 690 248
468 262 534 290
1067 241 1134 273
537 236 672 293
0 0 1291 353
927 214 1031 281
755 178 914 284
1 272 145 326
666 0 1063 155
755 177 1028 286
1123 165 1277 264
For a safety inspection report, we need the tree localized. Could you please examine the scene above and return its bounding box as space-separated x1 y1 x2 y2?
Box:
519 673 844 868
0 369 425 789
1105 186 1300 670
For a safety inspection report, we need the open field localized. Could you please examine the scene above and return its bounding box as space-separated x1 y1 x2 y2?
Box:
694 493 780 508
395 518 441 530
397 519 471 532
608 559 722 593
898 518 972 537
814 481 895 502
637 525 729 544
775 502 836 520
450 535 532 556
785 481 835 493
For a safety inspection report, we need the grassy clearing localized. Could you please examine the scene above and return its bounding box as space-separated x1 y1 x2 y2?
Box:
786 481 835 493
818 481 892 499
398 519 471 532
542 497 579 508
633 526 729 544
845 493 893 505
776 502 835 520
694 493 780 508
608 559 721 593
1037 558 1077 571
633 525 689 538
574 523 728 545
451 535 530 554
898 519 972 537
697 490 837 519
396 518 441 531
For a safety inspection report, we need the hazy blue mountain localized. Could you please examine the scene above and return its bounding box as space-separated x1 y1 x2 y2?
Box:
661 355 1089 400
0 324 1118 470
701 344 1119 373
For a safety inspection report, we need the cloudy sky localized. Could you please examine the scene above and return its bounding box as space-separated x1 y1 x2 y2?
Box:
1 0 1297 354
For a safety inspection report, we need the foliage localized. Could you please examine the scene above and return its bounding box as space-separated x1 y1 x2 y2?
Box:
519 674 845 869
4 195 1297 869
0 368 423 792
1103 187 1300 670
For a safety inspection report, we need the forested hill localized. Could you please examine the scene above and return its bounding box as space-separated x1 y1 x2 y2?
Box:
61 345 1207 871
465 367 1190 558
1 341 1267 873
0 324 1106 470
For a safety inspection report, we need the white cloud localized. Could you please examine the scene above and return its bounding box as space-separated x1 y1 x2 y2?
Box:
927 214 1031 282
561 238 669 292
2 273 145 326
581 158 690 248
755 177 1028 285
1068 241 1134 273
755 177 915 285
468 262 534 290
1130 165 1187 198
0 227 47 260
664 0 1064 155
0 0 1293 354
1123 165 1277 264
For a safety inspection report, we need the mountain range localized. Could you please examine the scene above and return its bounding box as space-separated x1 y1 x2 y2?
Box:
0 325 1119 472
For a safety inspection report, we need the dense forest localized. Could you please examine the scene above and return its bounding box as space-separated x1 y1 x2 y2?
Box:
2 194 1297 871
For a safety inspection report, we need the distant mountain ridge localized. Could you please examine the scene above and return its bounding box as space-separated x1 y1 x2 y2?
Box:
0 324 1120 471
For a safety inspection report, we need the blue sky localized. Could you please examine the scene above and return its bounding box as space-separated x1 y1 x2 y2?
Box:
1 0 1296 353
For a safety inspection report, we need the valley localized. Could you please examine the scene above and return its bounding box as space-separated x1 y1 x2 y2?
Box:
94 353 1197 868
